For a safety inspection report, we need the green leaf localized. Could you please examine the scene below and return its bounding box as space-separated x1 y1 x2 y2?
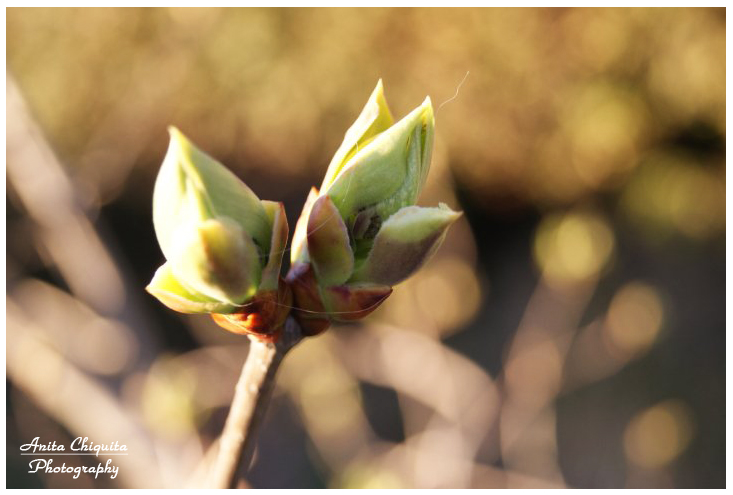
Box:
290 187 319 265
259 200 289 291
168 217 261 305
350 204 461 286
307 195 354 286
146 263 238 314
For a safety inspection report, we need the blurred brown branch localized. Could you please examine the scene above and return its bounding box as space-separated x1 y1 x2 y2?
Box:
6 74 196 488
7 299 164 488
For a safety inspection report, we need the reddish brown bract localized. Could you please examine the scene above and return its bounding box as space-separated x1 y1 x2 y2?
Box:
211 279 292 343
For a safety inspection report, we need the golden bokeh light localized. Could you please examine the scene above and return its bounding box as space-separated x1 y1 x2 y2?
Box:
333 461 405 489
621 153 725 241
623 400 695 470
297 357 364 440
534 210 615 287
646 13 725 127
604 282 664 358
564 82 645 189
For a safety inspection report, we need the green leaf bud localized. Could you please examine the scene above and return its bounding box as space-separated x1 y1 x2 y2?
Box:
286 81 460 332
148 128 284 315
153 127 271 261
323 91 435 234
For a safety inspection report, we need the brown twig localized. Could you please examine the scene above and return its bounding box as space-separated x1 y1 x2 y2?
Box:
209 317 304 489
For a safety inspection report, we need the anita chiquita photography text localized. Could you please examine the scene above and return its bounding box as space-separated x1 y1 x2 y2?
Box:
6 7 725 490
21 437 125 480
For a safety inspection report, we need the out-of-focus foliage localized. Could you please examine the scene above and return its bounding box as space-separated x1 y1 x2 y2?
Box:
7 8 725 212
6 7 724 489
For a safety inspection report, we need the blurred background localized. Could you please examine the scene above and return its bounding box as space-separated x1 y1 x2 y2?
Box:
6 7 725 489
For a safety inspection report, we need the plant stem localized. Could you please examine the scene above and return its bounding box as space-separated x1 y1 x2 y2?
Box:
209 316 303 489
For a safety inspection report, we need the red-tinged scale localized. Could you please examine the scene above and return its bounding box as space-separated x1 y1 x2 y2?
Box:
211 280 292 343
